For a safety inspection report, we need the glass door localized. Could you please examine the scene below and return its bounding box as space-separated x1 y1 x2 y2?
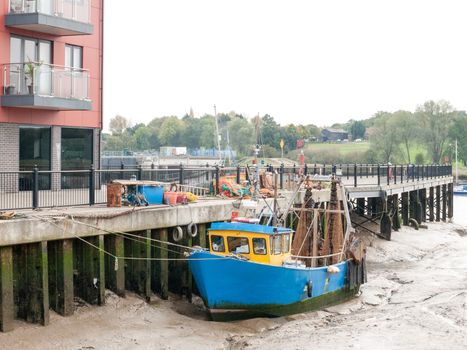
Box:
38 41 52 95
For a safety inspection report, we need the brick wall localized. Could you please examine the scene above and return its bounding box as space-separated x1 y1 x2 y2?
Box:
0 124 19 192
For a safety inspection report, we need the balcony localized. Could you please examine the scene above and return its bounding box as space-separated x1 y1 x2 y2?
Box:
1 62 92 110
5 0 93 36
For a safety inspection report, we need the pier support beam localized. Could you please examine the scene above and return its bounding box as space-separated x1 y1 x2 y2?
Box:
15 242 49 325
442 184 447 222
401 192 409 226
152 228 168 300
447 183 454 219
197 224 207 248
105 235 125 297
48 239 74 316
436 186 441 222
124 230 152 301
184 230 193 303
392 194 400 231
410 191 422 225
0 246 14 332
356 198 365 216
74 235 105 305
419 189 427 222
429 187 434 222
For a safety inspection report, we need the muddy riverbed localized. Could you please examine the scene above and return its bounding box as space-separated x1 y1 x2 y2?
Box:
1 197 467 350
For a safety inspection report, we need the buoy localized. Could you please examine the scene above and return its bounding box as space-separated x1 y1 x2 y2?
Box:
327 265 340 274
187 222 198 237
172 226 183 241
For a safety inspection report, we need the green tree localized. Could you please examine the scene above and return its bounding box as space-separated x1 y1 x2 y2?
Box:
157 117 185 146
392 110 417 163
109 115 130 135
417 100 455 163
349 120 366 140
260 114 281 149
227 117 254 155
448 112 467 164
133 126 152 150
369 113 401 163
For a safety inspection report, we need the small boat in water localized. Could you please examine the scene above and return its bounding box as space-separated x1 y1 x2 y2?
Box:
188 177 366 321
454 185 467 196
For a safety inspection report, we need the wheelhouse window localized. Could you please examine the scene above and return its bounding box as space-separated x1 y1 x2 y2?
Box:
270 235 282 255
211 235 225 252
282 234 291 253
227 237 250 254
252 238 267 255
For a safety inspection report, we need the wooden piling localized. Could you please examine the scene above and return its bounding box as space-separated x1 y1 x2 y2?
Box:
447 183 454 219
48 239 74 316
15 242 49 325
104 235 125 297
74 235 105 305
435 186 441 222
429 187 434 222
0 246 14 332
442 184 447 222
152 228 168 300
401 192 409 226
392 194 400 231
420 189 427 222
125 230 151 301
356 198 365 216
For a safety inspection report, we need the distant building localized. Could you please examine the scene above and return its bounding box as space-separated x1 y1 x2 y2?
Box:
320 128 349 142
160 147 187 157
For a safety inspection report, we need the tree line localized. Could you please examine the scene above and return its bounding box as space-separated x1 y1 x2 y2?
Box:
103 100 466 165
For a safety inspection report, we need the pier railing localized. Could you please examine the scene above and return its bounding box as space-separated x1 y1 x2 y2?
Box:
0 163 452 210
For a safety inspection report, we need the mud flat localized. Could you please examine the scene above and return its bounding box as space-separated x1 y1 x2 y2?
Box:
1 199 466 350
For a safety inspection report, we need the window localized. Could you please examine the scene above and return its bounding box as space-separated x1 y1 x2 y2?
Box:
61 128 93 189
9 36 52 95
211 235 225 252
270 235 282 255
19 127 51 190
282 234 290 254
65 45 83 69
227 237 250 254
252 238 267 255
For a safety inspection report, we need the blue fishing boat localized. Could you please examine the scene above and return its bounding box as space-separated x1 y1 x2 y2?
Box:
188 220 365 320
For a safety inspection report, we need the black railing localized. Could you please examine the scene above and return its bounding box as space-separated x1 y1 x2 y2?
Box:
0 163 452 210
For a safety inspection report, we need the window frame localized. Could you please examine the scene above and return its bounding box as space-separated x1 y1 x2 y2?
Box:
252 237 267 255
227 236 250 254
270 234 282 255
210 235 225 253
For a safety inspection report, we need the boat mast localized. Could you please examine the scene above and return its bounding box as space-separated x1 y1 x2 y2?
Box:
455 139 458 185
253 115 261 201
213 104 222 164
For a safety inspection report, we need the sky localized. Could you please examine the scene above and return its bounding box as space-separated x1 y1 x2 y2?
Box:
103 0 467 130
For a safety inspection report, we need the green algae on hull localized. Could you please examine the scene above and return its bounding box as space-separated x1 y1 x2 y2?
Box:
209 287 360 322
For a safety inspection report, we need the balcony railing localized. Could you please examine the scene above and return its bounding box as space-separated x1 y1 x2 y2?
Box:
9 0 91 24
3 62 90 101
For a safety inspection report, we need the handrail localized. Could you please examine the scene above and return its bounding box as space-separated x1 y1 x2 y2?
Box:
8 0 91 24
3 62 89 73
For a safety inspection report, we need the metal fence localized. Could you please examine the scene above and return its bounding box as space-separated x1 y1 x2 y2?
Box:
0 164 452 210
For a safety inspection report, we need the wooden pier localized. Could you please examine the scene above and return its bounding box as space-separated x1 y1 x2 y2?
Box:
0 166 454 332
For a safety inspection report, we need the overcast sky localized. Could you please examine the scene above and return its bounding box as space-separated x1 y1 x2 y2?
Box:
103 0 467 130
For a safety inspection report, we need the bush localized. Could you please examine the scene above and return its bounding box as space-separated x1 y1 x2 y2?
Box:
415 153 425 164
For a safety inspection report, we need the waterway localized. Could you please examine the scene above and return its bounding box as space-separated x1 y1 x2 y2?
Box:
1 197 466 350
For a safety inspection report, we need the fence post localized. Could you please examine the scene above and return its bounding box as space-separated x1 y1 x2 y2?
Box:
151 162 155 181
346 164 349 179
377 164 381 186
137 164 143 181
236 165 241 184
332 164 336 175
179 163 183 184
304 163 308 175
293 164 296 174
280 163 284 189
89 164 95 206
323 164 326 176
206 163 209 181
120 162 124 179
314 163 317 175
400 164 403 183
394 164 397 184
32 165 39 209
412 165 415 182
354 163 357 187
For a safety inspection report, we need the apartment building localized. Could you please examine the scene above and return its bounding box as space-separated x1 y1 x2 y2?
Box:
0 0 103 190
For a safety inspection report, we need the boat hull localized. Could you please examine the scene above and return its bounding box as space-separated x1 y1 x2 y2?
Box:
188 251 361 320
